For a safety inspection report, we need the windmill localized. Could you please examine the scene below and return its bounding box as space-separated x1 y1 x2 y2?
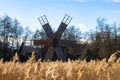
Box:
34 14 77 61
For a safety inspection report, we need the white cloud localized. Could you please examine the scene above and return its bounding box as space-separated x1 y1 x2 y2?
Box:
100 0 120 2
78 23 96 33
73 0 120 3
73 0 96 2
74 0 86 2
112 0 120 2
78 24 88 32
112 10 120 13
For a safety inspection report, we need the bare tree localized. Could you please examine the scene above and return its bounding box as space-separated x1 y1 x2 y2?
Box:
23 26 32 44
62 26 81 41
11 19 23 48
33 29 47 40
0 15 12 53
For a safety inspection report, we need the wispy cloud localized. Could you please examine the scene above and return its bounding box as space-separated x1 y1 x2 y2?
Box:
56 3 66 8
112 0 120 2
78 23 88 32
74 0 86 2
73 0 120 3
73 0 96 2
112 10 120 13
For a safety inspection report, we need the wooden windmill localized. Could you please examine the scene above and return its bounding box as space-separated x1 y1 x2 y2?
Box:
34 14 77 61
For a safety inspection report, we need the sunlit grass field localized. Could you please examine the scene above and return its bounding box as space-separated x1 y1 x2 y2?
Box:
0 52 120 80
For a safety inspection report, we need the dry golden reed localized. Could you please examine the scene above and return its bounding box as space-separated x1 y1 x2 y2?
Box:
0 52 120 80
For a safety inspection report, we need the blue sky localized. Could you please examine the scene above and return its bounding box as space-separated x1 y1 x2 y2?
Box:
0 0 120 33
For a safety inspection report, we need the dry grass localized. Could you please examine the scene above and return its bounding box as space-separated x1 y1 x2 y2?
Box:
0 52 120 80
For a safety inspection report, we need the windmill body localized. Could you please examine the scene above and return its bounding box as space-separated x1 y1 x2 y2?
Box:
34 14 77 61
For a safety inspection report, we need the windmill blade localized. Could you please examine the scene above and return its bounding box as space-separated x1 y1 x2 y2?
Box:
41 46 48 61
44 46 55 61
38 15 54 39
42 23 54 39
55 47 67 62
55 22 67 39
55 14 72 39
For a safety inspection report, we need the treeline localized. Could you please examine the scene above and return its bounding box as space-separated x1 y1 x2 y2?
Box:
81 17 120 61
0 14 120 61
0 15 22 53
0 15 32 51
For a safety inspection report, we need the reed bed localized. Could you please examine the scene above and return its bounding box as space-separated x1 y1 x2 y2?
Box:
0 52 120 80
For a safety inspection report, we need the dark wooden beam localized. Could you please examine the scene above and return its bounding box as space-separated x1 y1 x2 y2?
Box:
34 40 52 46
34 40 78 47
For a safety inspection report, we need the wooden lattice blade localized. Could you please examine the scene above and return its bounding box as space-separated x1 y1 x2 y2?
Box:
55 46 67 62
42 23 54 39
44 46 54 61
55 14 72 39
38 15 54 39
55 22 67 39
